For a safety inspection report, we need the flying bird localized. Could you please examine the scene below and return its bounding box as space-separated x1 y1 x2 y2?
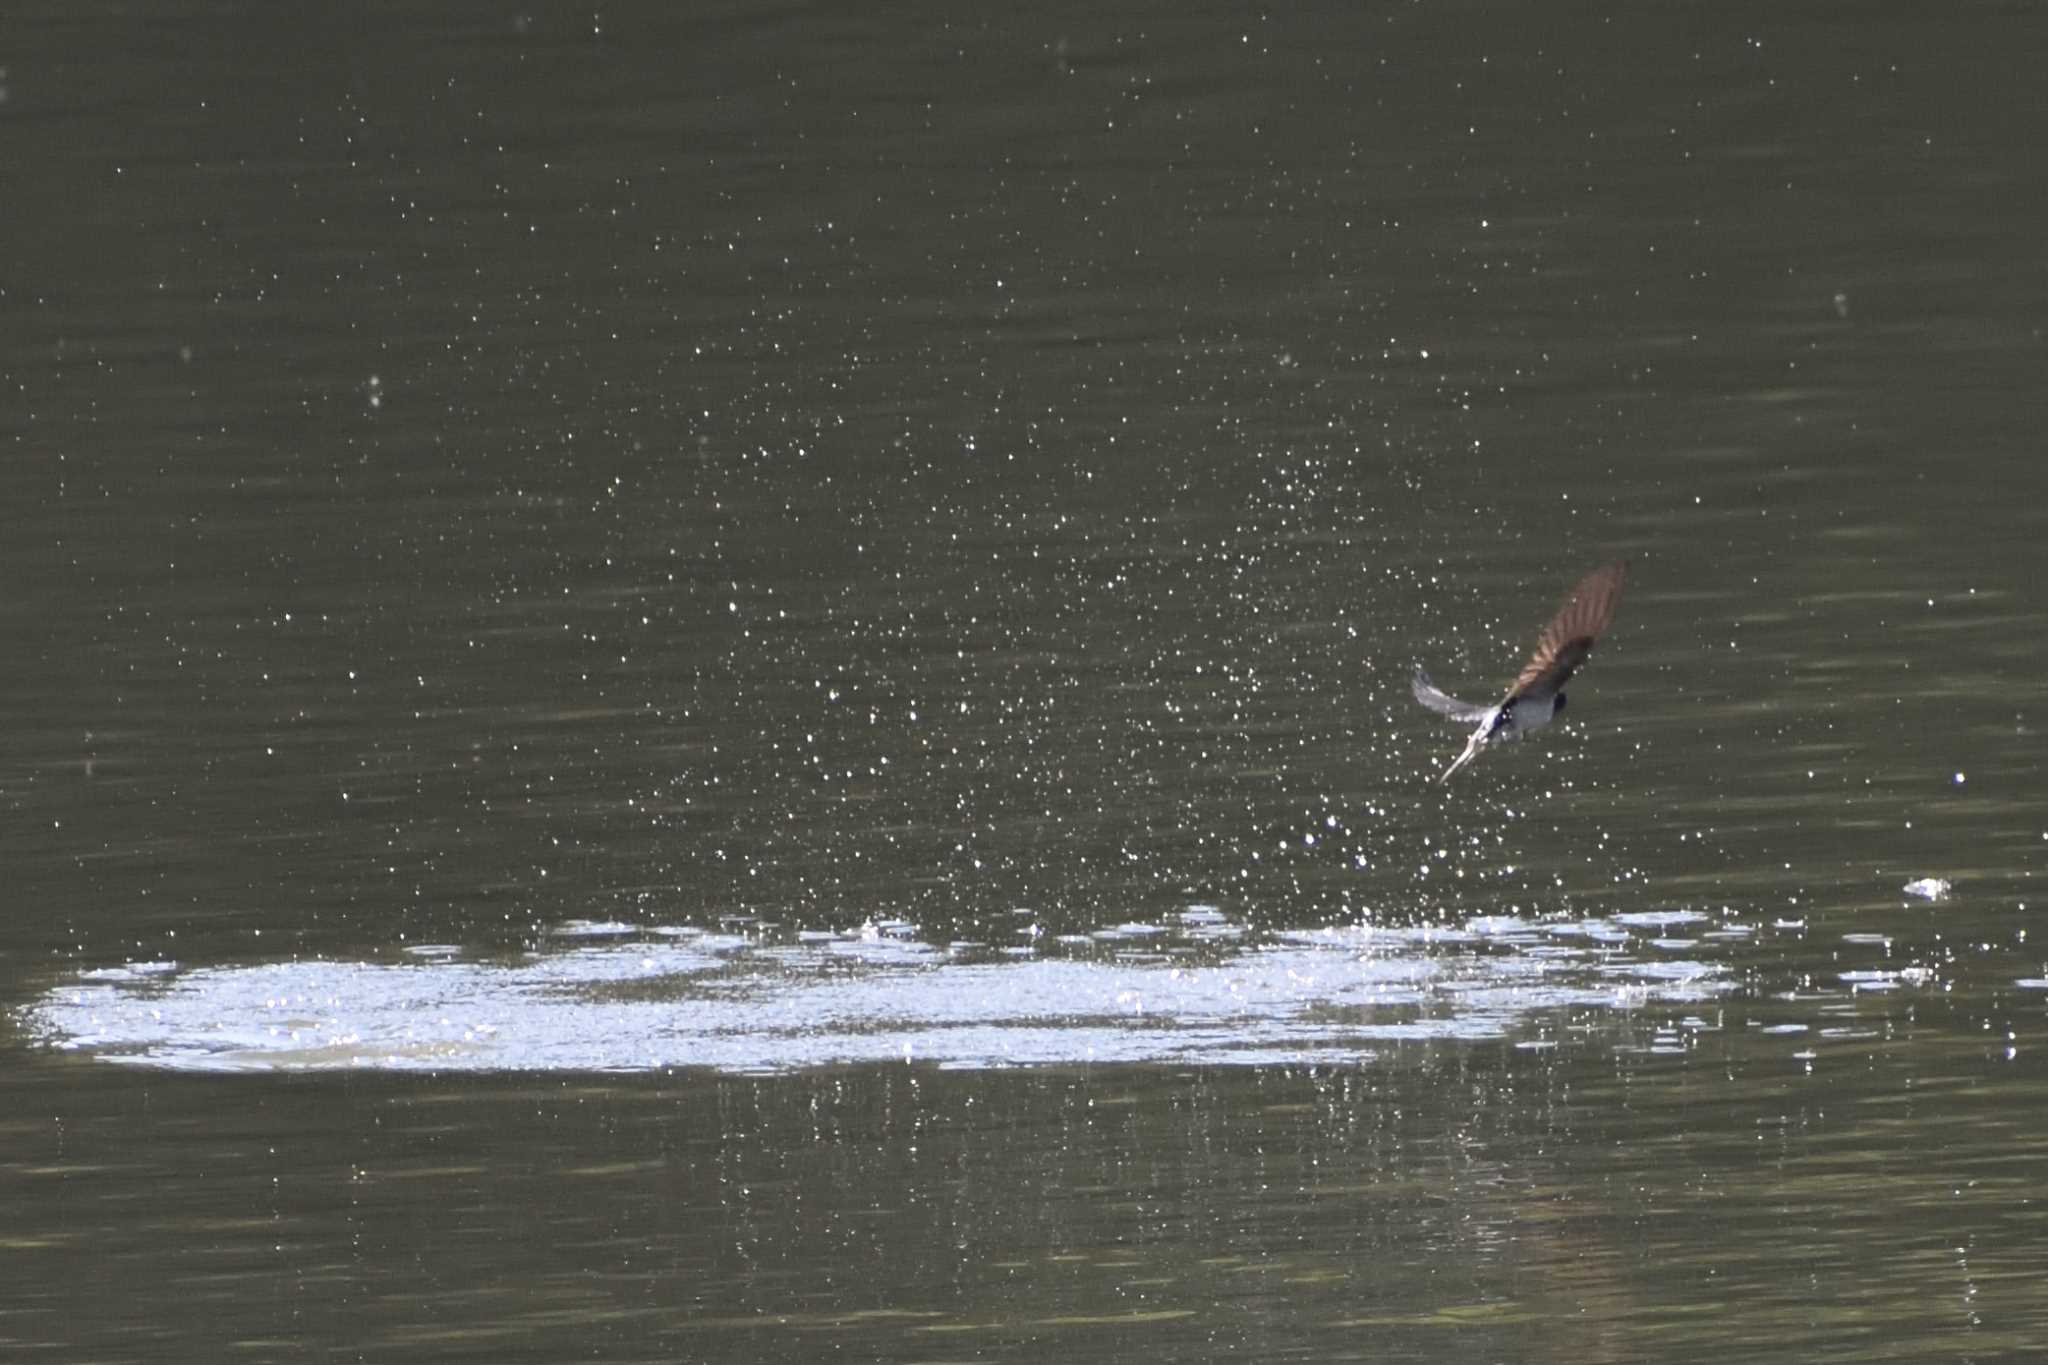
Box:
1412 560 1629 783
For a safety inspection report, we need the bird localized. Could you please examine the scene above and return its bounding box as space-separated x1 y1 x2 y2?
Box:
1412 560 1629 783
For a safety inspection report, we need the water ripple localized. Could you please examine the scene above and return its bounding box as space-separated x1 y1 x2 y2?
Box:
20 912 1737 1074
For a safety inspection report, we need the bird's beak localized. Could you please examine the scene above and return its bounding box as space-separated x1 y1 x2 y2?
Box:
1437 731 1484 784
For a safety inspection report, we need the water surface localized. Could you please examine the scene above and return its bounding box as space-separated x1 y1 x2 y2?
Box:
5 0 2048 1360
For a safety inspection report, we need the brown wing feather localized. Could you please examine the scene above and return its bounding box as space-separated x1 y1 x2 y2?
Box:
1507 560 1628 698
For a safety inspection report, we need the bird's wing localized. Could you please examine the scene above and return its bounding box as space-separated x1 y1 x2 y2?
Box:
1412 666 1493 723
1508 559 1628 699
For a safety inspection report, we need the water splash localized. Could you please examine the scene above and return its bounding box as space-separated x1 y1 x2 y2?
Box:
20 913 1732 1074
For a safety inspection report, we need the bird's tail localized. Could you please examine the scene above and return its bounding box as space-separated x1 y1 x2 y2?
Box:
1436 731 1485 784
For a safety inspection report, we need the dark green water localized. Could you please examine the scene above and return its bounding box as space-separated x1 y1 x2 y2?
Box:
6 1 2048 1359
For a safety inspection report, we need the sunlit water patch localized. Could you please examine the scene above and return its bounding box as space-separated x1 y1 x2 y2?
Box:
18 914 1747 1074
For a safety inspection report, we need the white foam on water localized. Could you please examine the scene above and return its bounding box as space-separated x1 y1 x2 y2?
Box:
20 915 1737 1075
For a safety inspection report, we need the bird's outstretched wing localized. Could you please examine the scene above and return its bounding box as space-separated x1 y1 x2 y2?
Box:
1508 559 1628 699
1412 666 1493 723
